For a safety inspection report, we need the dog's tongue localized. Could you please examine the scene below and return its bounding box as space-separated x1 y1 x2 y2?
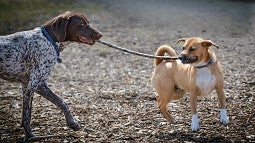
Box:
79 36 94 44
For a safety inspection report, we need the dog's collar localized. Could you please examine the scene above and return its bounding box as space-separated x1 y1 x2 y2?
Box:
195 58 216 69
41 27 62 63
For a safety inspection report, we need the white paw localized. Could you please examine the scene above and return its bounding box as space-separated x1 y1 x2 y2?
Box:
220 108 229 125
191 114 199 132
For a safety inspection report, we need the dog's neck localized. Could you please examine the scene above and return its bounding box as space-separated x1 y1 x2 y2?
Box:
41 26 62 63
193 49 217 69
41 25 59 42
193 58 216 69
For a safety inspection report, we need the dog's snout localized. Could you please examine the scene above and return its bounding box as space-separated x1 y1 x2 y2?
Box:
96 31 103 39
179 54 198 64
179 54 185 60
179 54 189 64
93 31 102 40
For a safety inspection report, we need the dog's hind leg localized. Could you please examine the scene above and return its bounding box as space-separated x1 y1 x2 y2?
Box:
21 84 35 141
171 86 185 100
35 82 81 131
156 92 175 124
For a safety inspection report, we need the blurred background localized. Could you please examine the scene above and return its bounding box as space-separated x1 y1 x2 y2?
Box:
0 0 254 38
0 0 89 34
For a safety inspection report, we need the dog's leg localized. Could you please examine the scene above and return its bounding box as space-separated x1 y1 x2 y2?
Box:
216 88 229 125
156 93 175 124
35 82 81 131
190 94 199 131
21 84 35 141
171 88 185 101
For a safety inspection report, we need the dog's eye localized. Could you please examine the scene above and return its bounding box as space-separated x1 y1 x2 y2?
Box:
79 22 88 27
189 47 196 52
182 47 185 50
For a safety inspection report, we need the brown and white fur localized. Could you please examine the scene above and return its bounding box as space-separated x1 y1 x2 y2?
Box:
151 37 229 131
0 11 102 141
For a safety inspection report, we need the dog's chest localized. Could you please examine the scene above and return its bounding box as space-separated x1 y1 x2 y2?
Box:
196 68 216 96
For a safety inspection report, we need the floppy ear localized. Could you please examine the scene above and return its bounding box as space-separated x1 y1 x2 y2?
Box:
51 15 69 42
201 40 220 49
175 38 187 45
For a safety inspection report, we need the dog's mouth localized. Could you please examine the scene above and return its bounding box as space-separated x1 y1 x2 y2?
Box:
180 55 198 64
79 36 95 45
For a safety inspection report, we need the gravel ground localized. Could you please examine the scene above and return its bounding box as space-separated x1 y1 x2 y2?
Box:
0 0 255 142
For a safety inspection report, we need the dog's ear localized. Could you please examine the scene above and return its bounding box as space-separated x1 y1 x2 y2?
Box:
201 40 220 49
175 38 187 45
51 14 70 42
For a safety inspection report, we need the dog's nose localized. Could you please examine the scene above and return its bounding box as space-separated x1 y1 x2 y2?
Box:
94 31 102 40
179 54 185 60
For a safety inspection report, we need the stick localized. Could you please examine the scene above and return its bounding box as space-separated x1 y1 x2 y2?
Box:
97 40 180 60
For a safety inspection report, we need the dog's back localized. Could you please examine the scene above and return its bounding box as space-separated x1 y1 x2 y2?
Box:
0 28 56 83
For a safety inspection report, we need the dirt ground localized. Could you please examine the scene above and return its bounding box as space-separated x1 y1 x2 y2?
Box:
0 0 255 142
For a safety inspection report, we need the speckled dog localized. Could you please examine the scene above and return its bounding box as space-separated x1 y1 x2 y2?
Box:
0 11 102 141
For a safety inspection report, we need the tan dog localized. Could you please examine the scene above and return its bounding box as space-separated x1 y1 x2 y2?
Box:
151 37 229 131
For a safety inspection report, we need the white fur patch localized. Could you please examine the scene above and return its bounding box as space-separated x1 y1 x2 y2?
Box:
191 114 199 131
196 68 216 96
165 62 173 69
220 108 229 125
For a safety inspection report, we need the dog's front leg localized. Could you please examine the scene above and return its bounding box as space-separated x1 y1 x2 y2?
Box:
21 84 35 141
216 88 229 125
35 82 81 131
190 94 199 132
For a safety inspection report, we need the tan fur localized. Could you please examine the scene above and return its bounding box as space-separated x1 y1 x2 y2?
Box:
151 37 227 125
154 45 177 65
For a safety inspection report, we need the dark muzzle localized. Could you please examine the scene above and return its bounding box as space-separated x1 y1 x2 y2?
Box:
179 54 198 64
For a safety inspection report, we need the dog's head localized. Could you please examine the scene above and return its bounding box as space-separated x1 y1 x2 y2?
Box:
43 11 102 45
175 37 219 65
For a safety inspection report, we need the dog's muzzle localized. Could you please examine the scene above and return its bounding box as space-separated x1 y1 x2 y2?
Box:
179 54 198 64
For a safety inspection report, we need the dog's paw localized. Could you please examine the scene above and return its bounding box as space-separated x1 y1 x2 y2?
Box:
220 108 229 125
67 120 81 131
23 132 36 142
191 114 199 132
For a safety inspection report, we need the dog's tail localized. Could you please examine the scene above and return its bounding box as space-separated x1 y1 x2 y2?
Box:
154 45 177 65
